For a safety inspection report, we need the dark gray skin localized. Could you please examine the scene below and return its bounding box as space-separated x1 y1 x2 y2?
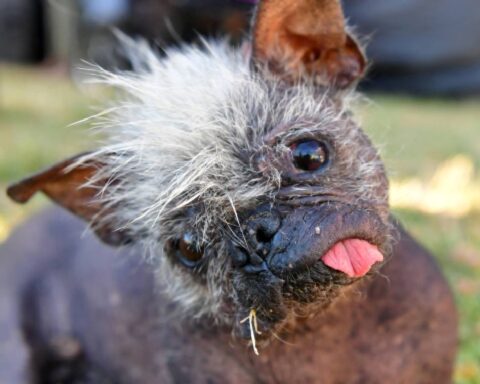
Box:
0 207 457 384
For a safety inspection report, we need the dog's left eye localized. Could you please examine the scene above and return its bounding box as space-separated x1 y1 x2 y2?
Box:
290 140 328 171
175 233 204 268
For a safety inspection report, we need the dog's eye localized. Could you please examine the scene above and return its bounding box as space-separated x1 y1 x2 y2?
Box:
290 140 328 171
176 233 204 268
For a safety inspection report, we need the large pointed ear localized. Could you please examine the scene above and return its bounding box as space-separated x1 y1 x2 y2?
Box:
252 0 366 89
7 153 131 246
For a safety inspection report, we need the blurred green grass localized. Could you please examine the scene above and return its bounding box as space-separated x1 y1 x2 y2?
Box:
1 65 479 383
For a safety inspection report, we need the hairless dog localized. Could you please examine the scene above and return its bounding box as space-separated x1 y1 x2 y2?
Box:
1 1 457 383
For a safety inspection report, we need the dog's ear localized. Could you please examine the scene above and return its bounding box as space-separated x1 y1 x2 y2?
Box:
252 0 366 89
7 153 130 246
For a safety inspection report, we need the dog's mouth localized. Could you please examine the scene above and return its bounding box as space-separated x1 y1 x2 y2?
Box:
321 238 384 278
232 238 386 344
230 204 391 346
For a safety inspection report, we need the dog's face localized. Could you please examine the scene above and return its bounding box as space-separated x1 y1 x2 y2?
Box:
8 0 391 346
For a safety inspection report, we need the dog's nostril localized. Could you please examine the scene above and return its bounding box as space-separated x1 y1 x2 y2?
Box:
246 210 281 245
231 208 282 267
256 227 274 243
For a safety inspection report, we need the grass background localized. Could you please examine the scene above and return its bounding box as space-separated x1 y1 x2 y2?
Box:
1 65 479 383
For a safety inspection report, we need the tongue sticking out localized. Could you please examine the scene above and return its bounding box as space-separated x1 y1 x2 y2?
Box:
321 239 383 278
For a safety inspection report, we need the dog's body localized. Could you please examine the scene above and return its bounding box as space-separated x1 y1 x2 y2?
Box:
1 208 456 384
1 1 458 383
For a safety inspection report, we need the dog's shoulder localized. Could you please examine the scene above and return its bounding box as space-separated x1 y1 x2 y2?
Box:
0 208 160 383
363 222 458 382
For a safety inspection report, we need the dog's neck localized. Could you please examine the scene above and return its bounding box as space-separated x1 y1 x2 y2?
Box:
175 276 368 354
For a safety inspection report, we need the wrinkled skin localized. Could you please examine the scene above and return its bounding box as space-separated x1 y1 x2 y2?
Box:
0 208 457 383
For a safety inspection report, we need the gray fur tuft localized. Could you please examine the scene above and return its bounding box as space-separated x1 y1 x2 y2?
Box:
78 38 389 325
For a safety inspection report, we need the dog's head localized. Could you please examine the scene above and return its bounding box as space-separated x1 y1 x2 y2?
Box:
8 0 391 348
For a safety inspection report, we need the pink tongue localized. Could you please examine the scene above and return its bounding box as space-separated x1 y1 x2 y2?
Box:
321 239 383 278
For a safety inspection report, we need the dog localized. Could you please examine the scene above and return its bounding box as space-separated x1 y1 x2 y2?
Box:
0 0 457 383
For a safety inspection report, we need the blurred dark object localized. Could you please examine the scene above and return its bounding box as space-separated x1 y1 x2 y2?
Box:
1 0 480 95
0 0 46 62
343 0 480 96
123 0 251 43
78 0 252 68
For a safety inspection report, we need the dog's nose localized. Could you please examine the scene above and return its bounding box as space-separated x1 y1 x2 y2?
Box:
245 208 281 255
230 208 281 269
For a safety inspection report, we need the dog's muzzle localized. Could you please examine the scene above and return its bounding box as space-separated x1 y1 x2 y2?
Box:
228 202 390 338
230 202 388 277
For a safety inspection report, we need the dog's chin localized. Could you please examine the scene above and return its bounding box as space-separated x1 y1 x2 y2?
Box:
231 270 351 342
232 283 342 344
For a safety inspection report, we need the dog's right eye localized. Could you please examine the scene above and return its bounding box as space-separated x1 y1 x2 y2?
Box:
290 140 329 172
175 233 204 268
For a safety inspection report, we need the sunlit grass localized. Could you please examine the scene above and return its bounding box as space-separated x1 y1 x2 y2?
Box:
361 95 480 384
1 64 479 383
0 65 104 180
391 155 480 217
0 65 105 237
